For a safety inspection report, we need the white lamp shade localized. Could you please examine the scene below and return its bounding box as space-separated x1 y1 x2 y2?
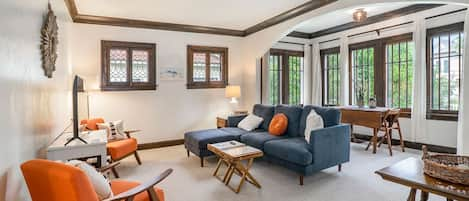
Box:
225 85 241 98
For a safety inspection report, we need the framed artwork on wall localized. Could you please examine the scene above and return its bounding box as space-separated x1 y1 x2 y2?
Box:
160 67 184 81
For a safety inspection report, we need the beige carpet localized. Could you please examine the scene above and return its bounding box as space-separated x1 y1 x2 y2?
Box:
115 143 447 201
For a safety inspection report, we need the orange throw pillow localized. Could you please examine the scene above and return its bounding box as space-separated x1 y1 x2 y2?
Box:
269 113 288 136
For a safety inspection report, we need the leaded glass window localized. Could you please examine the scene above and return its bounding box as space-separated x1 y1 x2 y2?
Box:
187 46 228 89
102 41 156 91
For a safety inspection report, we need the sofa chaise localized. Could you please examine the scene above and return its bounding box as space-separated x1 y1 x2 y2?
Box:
184 104 350 185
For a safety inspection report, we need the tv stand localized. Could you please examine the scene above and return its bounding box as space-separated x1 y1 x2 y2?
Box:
64 136 88 146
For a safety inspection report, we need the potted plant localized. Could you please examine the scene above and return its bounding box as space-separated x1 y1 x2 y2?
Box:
355 84 366 108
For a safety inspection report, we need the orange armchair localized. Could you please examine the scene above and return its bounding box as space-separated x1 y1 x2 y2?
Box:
81 118 142 166
21 159 171 201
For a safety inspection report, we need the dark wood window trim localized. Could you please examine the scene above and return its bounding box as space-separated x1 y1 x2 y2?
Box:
426 22 464 121
269 49 305 105
348 33 413 118
101 40 156 91
320 47 340 106
187 45 228 89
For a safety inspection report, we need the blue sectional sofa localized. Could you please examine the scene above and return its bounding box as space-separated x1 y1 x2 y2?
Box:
184 104 350 185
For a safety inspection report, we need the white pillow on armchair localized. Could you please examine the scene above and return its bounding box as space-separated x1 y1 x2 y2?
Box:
97 120 127 141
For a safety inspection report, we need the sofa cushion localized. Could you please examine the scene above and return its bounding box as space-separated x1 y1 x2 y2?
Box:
264 138 313 166
299 105 341 135
252 104 275 130
219 127 250 136
184 129 240 150
274 105 303 137
240 132 285 150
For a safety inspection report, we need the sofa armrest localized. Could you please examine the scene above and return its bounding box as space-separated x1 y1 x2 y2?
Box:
227 114 248 127
309 124 351 168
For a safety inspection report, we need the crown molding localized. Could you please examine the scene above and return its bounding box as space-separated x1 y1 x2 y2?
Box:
307 4 444 39
64 0 336 37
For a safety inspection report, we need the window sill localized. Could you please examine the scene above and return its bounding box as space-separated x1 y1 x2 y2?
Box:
426 113 458 121
186 83 227 89
101 85 157 91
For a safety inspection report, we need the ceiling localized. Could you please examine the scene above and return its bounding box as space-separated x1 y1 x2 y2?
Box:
293 3 414 33
75 0 310 30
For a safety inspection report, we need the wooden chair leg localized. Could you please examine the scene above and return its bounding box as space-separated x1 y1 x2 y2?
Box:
397 121 405 152
386 129 393 156
112 167 120 178
299 175 304 186
134 151 142 165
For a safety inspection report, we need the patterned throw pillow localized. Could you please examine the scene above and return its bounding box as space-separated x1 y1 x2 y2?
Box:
97 120 127 141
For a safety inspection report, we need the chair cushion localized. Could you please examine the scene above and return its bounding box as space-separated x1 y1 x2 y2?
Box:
264 138 313 166
274 105 303 137
299 105 341 135
252 104 275 130
111 180 164 201
268 113 288 136
239 132 285 150
107 138 138 160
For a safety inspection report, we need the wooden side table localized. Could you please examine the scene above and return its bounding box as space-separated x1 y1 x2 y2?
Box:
217 117 228 128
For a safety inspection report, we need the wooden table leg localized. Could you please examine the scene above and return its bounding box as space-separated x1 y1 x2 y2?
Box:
213 158 223 176
407 188 417 201
420 191 429 201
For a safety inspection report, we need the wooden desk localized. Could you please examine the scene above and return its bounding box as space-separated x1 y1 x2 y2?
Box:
47 130 107 167
376 157 469 201
336 106 390 154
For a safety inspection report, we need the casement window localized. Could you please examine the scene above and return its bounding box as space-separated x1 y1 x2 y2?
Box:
349 33 414 116
186 45 228 89
269 49 304 105
320 47 341 106
101 41 156 91
426 22 464 121
350 43 377 106
385 35 414 115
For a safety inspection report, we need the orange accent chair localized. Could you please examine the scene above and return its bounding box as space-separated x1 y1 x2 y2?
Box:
81 118 142 166
21 159 172 201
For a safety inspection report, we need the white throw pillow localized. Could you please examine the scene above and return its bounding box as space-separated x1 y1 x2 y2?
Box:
97 120 127 141
238 114 264 131
66 160 113 200
304 110 324 143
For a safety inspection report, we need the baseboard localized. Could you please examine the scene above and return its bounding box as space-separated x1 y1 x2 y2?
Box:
138 139 184 150
353 133 456 154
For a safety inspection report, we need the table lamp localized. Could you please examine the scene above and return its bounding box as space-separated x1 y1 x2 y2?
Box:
225 85 241 104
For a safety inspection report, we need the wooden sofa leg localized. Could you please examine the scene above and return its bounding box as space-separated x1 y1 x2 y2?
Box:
299 175 304 186
338 164 342 172
186 149 190 157
200 157 204 167
134 151 142 165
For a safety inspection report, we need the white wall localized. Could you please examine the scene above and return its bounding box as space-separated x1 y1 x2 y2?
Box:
71 24 245 143
0 0 72 200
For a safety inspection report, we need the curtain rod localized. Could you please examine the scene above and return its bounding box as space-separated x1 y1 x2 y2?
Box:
425 8 467 20
318 37 340 44
277 41 305 46
347 21 413 38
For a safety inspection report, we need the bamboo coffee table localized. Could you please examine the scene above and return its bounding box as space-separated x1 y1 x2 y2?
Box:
207 141 263 193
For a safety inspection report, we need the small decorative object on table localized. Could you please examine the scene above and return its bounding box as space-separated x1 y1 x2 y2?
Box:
369 94 377 108
422 145 469 185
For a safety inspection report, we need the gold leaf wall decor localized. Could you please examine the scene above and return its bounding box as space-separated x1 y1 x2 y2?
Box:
40 3 59 78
